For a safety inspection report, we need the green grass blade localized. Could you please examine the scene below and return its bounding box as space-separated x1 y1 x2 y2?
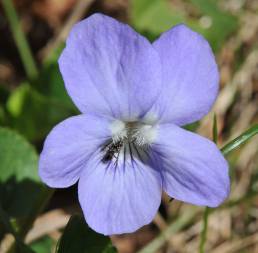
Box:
213 114 218 144
221 124 258 155
1 0 38 80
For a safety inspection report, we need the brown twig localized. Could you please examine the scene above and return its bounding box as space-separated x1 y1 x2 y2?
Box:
210 232 258 253
39 0 95 60
25 209 71 244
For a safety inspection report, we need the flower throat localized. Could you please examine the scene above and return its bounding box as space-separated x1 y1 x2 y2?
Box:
101 120 157 165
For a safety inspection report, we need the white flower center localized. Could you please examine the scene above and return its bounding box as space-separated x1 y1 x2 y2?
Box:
101 119 158 165
110 120 157 146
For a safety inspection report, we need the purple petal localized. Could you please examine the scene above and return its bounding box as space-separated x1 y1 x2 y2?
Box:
152 124 229 207
152 24 219 125
78 151 162 235
59 13 162 119
39 114 112 188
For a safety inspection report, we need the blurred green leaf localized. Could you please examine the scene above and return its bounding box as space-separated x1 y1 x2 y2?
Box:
0 85 10 125
0 85 10 105
131 0 238 51
9 238 37 253
16 244 37 253
35 43 75 111
6 83 76 141
6 41 77 141
4 241 37 253
57 215 117 253
5 47 79 141
221 124 258 155
132 0 185 31
0 106 5 125
131 0 185 41
35 62 75 109
0 127 46 219
30 236 54 253
190 0 238 51
0 204 36 253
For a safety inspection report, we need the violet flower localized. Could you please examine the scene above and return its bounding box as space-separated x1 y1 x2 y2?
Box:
39 13 230 235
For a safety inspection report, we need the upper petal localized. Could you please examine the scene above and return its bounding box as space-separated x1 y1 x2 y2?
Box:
152 124 230 207
78 148 162 235
39 114 112 188
152 24 219 125
59 13 162 120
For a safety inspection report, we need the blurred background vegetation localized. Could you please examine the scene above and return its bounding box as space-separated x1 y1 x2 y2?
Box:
0 0 258 252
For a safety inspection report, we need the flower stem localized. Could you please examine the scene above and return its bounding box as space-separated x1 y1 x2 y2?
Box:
199 123 258 253
199 114 218 253
1 0 38 80
199 207 210 253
